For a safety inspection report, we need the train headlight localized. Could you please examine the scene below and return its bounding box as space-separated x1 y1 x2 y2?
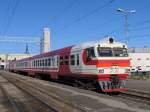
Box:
99 69 104 73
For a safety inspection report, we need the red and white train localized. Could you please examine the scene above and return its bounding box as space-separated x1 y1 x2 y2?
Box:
9 37 130 92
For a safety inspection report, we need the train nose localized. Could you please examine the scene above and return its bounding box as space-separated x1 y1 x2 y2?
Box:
98 75 127 92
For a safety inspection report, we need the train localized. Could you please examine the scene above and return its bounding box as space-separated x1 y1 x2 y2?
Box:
8 37 130 92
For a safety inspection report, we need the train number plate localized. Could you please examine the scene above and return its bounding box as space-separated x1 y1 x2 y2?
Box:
110 66 119 73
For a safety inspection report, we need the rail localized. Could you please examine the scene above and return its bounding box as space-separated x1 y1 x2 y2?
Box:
0 73 84 112
120 89 150 104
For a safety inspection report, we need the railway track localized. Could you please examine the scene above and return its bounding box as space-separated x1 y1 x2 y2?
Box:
119 89 150 104
0 73 84 112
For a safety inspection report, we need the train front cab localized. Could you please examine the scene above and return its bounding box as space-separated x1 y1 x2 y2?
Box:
85 38 130 92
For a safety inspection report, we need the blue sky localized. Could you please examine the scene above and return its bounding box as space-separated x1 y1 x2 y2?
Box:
0 0 150 54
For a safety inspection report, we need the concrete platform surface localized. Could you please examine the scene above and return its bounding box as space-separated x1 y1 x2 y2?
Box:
127 79 150 93
0 71 150 112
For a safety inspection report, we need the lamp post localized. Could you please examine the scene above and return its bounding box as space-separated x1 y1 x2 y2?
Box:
117 8 136 45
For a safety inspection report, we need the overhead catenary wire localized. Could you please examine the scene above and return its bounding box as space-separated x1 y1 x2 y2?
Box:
130 25 150 31
57 0 116 32
2 0 20 36
104 1 150 40
0 0 11 35
34 0 77 35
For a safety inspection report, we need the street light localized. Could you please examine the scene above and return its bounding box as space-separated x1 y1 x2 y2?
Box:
117 8 136 45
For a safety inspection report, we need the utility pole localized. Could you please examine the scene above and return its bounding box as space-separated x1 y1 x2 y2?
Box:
117 8 136 45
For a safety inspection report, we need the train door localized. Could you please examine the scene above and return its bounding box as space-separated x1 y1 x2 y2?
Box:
59 55 70 75
69 49 82 74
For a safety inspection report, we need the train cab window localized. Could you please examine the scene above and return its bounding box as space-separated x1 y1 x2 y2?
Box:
86 47 95 60
70 55 75 65
77 54 79 65
97 47 113 57
113 47 128 57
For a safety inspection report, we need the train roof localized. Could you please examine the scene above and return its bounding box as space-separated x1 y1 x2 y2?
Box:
16 45 74 62
14 37 126 62
73 37 127 49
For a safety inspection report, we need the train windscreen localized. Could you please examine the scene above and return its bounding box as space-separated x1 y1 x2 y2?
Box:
97 47 128 57
97 47 113 57
113 47 128 57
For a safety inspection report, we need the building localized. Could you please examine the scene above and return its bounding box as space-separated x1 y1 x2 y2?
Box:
0 54 33 69
0 27 51 70
129 48 150 73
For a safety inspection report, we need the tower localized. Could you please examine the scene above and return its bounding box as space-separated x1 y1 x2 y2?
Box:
25 43 29 54
41 27 50 53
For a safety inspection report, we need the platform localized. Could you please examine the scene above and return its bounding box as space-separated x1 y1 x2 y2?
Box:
0 71 150 112
127 79 150 93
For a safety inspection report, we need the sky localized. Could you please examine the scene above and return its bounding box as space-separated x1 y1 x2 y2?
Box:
0 0 150 54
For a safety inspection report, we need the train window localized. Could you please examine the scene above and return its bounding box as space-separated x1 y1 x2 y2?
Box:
60 56 64 65
33 61 35 67
33 61 34 67
40 60 42 66
48 58 51 66
37 60 39 67
86 47 95 59
57 57 59 66
113 48 128 57
36 60 38 67
70 55 75 65
45 59 48 66
97 47 113 57
42 59 44 66
65 56 69 65
77 54 79 65
52 57 55 66
25 62 28 67
35 60 37 67
51 58 54 66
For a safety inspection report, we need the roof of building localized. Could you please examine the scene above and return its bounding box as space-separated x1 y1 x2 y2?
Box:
128 48 150 53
